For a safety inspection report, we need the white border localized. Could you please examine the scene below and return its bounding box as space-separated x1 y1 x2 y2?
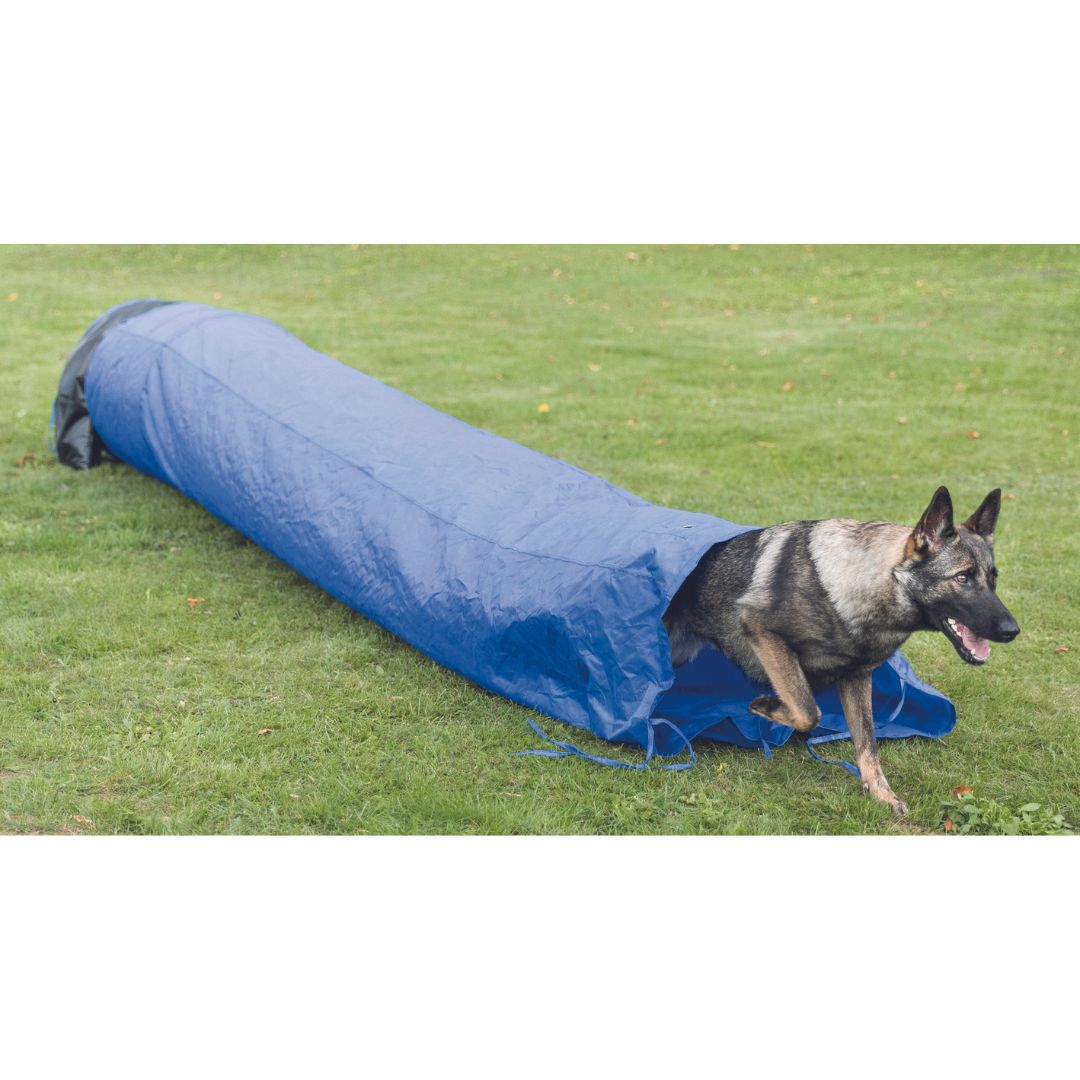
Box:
1 840 1077 1078
3 2 1077 1073
2 3 1077 241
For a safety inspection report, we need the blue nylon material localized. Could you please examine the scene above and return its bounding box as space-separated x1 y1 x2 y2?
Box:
80 301 957 760
806 734 864 778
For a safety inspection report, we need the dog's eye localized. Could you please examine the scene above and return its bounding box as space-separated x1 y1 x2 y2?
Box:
954 572 970 584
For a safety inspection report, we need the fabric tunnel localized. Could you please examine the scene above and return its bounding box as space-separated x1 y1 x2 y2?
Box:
52 300 957 766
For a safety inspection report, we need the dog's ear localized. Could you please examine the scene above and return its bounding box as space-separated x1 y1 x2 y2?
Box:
908 485 955 558
963 488 1001 541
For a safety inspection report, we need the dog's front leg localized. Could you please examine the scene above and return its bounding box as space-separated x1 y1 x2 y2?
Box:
742 624 822 733
838 671 908 815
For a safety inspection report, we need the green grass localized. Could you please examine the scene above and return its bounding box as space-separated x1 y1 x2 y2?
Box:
1 244 1077 834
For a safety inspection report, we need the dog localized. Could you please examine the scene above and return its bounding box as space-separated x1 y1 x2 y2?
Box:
663 487 1019 813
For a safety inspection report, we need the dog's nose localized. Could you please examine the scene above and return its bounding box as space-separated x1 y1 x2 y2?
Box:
996 619 1020 642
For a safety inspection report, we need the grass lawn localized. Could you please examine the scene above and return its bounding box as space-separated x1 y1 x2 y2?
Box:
1 244 1077 835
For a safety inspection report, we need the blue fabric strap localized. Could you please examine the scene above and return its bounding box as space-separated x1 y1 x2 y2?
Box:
517 715 695 771
516 715 654 769
805 678 910 780
651 719 697 771
518 675 913 778
806 732 862 779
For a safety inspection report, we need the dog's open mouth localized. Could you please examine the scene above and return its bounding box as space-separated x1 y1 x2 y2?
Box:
942 617 991 664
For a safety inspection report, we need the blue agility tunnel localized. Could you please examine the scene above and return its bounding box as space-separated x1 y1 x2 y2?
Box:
52 300 956 767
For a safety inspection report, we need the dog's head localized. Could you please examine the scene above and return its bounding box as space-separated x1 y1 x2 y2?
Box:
899 486 1020 663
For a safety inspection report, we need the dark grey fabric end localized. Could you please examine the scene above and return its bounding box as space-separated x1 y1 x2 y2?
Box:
53 299 176 469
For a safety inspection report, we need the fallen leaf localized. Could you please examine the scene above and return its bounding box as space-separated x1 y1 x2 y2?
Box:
187 596 205 608
654 438 666 446
587 363 601 372
213 291 223 300
495 372 504 381
1005 492 1016 500
537 403 551 414
953 784 974 797
723 308 736 317
781 381 794 392
1054 645 1070 653
915 279 926 288
917 320 929 328
728 244 740 251
551 268 561 278
626 251 639 261
887 371 897 379
70 815 95 828
267 695 280 703
16 453 35 467
897 416 909 425
944 817 954 833
754 440 777 449
954 382 967 390
562 295 575 306
289 793 300 800
809 296 819 305
6 292 17 302
257 727 271 736
625 417 639 426
965 430 981 439
759 348 770 357
1056 346 1066 355
660 299 672 309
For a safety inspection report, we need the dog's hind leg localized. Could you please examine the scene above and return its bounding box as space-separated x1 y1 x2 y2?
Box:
742 625 821 733
838 671 908 815
664 617 705 668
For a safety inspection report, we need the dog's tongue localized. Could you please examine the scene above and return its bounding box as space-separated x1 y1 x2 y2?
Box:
959 623 991 661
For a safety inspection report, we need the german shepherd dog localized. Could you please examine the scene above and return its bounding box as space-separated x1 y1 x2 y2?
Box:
664 487 1020 814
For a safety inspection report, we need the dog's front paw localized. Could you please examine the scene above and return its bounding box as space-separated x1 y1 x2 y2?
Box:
749 695 779 720
863 781 908 816
749 695 819 732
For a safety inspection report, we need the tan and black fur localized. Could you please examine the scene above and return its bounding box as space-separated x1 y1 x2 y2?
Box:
664 487 1019 813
